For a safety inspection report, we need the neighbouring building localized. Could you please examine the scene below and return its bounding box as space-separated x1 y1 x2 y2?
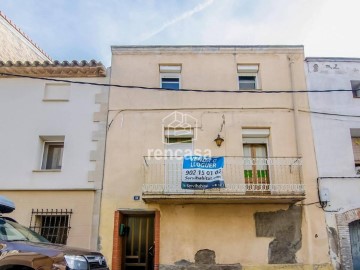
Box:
0 60 109 249
306 57 360 270
0 11 51 62
99 46 331 270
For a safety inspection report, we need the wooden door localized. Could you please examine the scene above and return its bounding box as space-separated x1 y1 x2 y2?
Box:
123 215 154 270
350 220 360 269
243 144 269 189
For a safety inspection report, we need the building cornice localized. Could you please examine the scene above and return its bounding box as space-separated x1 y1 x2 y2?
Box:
306 57 360 63
0 60 106 78
112 45 304 55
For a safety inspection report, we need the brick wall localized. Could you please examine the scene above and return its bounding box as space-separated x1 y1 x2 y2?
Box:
112 211 123 270
336 208 360 270
155 211 160 270
111 210 159 270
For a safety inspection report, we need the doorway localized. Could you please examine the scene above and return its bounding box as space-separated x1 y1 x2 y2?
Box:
122 215 155 270
350 219 360 269
243 143 269 192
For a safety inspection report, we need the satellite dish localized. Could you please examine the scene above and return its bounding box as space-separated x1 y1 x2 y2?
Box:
0 196 15 214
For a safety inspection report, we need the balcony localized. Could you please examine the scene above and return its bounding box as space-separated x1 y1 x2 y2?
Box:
142 156 305 204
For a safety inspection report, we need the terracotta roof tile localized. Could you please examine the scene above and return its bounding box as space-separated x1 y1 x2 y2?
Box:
0 60 106 78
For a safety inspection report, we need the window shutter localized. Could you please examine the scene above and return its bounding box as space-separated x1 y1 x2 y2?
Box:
159 65 181 73
352 138 360 162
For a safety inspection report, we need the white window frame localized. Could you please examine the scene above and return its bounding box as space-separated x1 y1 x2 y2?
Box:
40 139 64 171
159 65 181 90
41 141 64 170
242 128 270 155
164 129 194 194
351 136 360 174
238 64 260 90
160 73 181 90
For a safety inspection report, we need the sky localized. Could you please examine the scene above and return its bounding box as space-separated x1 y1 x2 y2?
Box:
1 0 359 66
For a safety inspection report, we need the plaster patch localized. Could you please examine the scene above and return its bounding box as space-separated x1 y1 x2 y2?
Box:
254 205 302 264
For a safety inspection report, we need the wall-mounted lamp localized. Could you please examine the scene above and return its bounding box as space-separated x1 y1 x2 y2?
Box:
214 134 224 147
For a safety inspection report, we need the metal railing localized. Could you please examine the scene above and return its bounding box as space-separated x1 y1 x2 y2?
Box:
143 156 304 195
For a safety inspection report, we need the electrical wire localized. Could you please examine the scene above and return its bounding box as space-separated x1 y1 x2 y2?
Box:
296 201 321 206
3 72 360 120
0 72 357 94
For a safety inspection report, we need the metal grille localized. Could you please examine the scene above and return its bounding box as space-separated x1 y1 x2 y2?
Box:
29 209 72 244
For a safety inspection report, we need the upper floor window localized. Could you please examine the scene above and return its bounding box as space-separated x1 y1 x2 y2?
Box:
352 137 360 174
160 65 181 90
242 128 270 186
351 80 360 98
164 129 193 157
40 136 65 170
238 64 260 90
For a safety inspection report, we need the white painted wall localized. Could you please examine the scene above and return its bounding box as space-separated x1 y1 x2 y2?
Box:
0 76 108 190
306 58 360 268
306 59 360 205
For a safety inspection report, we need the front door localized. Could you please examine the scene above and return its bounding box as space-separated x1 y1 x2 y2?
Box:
123 215 154 270
350 220 360 269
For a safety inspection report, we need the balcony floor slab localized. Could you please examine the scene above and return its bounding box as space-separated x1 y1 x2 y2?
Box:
142 193 305 204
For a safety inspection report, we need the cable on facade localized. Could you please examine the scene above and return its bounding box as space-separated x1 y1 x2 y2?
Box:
296 201 321 206
0 72 356 94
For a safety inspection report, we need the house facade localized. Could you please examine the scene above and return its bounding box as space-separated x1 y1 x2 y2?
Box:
0 11 51 62
0 61 108 249
306 58 360 270
99 46 331 270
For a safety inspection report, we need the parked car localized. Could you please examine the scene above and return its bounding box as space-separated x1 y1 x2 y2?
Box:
0 196 108 270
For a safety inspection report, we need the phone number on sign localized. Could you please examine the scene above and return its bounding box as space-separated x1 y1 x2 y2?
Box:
184 169 222 176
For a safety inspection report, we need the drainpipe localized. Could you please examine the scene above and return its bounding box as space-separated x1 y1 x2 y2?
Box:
288 55 302 158
289 55 314 264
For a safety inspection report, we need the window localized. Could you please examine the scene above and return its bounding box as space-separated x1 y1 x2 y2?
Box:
160 65 181 90
40 136 65 170
243 144 269 184
351 81 360 98
161 77 180 90
29 209 72 244
239 76 256 89
164 129 193 157
164 130 193 193
238 64 260 90
352 137 360 174
242 129 270 188
42 142 64 170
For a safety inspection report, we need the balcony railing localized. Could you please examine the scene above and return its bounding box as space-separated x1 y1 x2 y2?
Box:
142 156 305 203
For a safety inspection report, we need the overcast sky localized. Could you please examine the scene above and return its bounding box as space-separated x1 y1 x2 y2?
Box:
1 0 359 66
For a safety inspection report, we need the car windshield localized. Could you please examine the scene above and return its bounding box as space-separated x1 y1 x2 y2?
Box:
0 218 49 243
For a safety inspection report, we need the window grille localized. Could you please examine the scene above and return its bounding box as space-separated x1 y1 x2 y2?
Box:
29 209 72 244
